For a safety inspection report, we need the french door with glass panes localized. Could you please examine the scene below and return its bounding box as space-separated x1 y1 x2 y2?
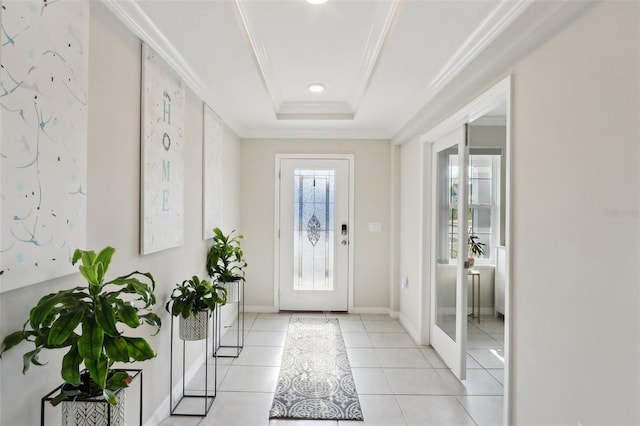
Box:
277 156 352 311
430 125 470 380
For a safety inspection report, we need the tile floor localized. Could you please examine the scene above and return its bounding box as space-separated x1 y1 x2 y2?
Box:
160 312 504 426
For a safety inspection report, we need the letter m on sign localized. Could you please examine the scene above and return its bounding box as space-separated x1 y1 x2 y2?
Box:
162 159 171 181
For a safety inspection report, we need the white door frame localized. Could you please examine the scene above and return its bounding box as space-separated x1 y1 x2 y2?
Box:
273 153 355 312
420 76 512 425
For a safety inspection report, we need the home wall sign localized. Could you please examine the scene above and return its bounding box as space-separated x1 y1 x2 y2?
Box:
141 43 185 254
203 104 223 240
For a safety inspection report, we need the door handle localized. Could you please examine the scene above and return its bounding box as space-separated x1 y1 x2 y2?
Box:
341 240 348 246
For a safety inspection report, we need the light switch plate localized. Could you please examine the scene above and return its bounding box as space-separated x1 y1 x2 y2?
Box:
368 222 382 232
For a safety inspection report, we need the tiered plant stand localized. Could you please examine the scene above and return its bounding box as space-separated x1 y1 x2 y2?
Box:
169 313 216 416
41 369 142 426
214 280 244 358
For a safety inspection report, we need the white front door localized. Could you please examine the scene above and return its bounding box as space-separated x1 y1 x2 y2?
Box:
430 125 469 380
277 156 351 311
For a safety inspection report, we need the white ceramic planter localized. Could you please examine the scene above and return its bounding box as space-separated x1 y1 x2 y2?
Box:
179 310 210 341
221 281 240 303
61 388 126 426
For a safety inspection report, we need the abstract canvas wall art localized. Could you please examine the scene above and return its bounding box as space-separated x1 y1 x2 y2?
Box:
203 104 223 240
0 1 89 292
141 43 185 254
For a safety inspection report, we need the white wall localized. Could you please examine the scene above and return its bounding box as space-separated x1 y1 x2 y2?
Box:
509 2 639 424
398 138 424 341
0 3 242 424
397 1 639 424
239 139 391 312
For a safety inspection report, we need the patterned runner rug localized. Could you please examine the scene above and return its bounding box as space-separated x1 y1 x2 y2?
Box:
269 318 364 421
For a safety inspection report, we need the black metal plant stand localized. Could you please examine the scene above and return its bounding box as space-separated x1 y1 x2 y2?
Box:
169 314 216 416
41 369 143 426
214 280 244 358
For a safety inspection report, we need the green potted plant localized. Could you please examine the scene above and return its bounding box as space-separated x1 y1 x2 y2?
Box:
0 246 161 424
206 228 247 303
165 276 227 341
467 228 486 267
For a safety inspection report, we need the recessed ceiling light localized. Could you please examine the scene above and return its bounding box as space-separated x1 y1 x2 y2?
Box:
308 83 325 93
306 0 328 4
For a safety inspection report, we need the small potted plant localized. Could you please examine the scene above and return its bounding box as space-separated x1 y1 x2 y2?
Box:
206 228 247 303
0 246 161 425
467 228 486 267
165 276 227 341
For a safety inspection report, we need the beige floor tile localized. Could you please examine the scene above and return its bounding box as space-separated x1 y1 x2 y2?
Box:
351 368 393 394
456 395 504 426
396 395 475 425
346 348 380 368
218 365 279 392
342 332 372 348
340 395 407 426
369 332 416 348
374 348 431 368
384 368 451 395
199 392 273 426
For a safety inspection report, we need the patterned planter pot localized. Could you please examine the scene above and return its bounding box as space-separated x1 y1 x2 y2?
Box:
179 310 210 341
221 281 240 304
61 388 126 426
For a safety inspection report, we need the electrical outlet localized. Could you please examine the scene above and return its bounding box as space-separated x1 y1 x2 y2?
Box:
401 277 408 288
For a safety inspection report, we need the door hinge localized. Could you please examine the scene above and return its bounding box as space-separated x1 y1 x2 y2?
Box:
464 123 469 147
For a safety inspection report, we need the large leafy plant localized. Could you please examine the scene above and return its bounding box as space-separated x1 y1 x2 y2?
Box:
206 228 247 283
0 247 161 405
165 276 227 318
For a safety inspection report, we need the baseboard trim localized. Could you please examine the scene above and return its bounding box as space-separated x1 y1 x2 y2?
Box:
245 306 395 316
399 313 421 345
145 343 207 426
147 304 238 425
349 306 392 316
245 305 278 313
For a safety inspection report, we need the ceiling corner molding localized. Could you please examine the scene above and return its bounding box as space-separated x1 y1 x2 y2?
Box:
233 0 281 112
471 116 506 127
412 0 531 117
238 127 390 141
101 0 209 101
276 102 355 120
350 0 402 109
428 0 532 93
392 0 594 145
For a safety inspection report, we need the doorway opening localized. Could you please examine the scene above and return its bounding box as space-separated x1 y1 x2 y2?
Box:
274 154 355 312
422 76 511 424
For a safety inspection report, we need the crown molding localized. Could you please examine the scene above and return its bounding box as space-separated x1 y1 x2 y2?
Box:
100 0 239 133
350 0 401 110
239 127 391 141
393 0 595 145
428 0 531 96
232 0 281 112
277 102 355 120
471 116 506 127
101 1 207 100
233 0 399 119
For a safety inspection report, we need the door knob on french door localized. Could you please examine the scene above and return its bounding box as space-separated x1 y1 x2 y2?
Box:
341 240 348 245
